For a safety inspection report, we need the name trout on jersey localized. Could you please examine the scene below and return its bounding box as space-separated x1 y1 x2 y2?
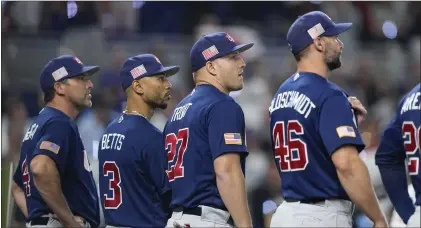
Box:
101 133 125 151
171 103 193 122
401 92 421 115
269 91 316 118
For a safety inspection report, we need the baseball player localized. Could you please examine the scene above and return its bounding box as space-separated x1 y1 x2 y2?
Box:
12 55 100 227
268 11 387 227
164 32 253 228
375 83 420 227
98 54 178 227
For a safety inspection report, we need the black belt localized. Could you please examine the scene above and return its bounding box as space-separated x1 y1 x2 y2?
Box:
284 198 347 204
29 217 50 225
176 207 234 226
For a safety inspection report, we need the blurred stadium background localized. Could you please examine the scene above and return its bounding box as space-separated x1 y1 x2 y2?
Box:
1 1 420 227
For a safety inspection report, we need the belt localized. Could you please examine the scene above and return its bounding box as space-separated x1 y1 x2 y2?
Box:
29 215 91 227
29 217 50 225
284 198 347 204
176 207 234 226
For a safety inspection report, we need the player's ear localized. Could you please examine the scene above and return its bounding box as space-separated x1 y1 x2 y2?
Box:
53 82 65 96
205 61 217 76
313 37 324 52
131 80 144 95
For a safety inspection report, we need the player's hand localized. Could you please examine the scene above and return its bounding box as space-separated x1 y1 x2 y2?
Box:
54 215 84 228
63 220 84 228
373 219 388 228
348 96 367 126
74 216 85 227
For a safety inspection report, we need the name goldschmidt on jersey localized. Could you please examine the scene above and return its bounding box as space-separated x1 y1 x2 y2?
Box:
269 90 316 118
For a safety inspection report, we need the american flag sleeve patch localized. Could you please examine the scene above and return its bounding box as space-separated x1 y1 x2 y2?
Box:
336 126 356 138
224 133 242 145
40 141 60 154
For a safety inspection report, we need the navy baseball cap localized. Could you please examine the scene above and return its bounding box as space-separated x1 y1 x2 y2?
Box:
287 11 352 54
40 55 100 92
190 32 254 72
120 54 180 91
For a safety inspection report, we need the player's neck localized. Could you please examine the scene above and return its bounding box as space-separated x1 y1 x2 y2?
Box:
125 96 153 120
46 99 80 120
296 59 329 79
195 79 229 94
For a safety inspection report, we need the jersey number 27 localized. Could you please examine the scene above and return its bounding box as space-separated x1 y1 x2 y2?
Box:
402 122 420 175
165 128 189 182
273 120 309 171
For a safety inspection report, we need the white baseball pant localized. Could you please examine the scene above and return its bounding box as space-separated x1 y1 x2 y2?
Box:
26 214 91 228
166 205 233 228
407 205 420 228
270 199 355 227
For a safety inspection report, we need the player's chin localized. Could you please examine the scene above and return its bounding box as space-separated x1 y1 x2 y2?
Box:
231 83 244 91
327 59 342 71
84 100 93 108
155 101 168 109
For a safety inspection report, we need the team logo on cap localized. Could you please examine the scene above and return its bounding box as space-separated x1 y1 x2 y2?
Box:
226 34 236 43
74 57 83 65
130 64 147 79
202 45 219 60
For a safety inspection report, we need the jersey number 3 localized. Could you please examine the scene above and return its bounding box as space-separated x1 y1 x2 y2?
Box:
273 120 309 171
103 161 122 209
166 128 189 182
402 122 420 175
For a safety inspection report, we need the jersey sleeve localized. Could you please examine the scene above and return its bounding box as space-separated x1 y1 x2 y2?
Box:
143 134 171 195
33 120 73 175
375 115 406 166
13 160 23 189
318 95 365 156
207 101 248 160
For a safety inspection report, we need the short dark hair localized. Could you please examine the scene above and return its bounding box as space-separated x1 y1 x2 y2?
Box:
43 89 55 104
293 47 310 62
43 79 68 104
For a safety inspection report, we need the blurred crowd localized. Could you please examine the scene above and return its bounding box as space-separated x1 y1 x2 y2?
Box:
2 1 420 228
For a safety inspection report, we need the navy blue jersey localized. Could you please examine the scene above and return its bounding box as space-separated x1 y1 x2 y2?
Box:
268 72 365 200
163 84 248 210
376 83 420 206
13 107 100 227
98 114 171 227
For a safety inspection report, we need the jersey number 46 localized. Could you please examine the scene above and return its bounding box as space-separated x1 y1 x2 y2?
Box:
272 120 309 172
22 158 31 196
402 122 420 175
165 128 189 182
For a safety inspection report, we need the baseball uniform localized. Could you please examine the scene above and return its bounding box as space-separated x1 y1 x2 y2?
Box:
164 32 253 228
13 55 100 228
376 83 420 227
98 54 179 228
269 72 364 227
14 107 100 228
